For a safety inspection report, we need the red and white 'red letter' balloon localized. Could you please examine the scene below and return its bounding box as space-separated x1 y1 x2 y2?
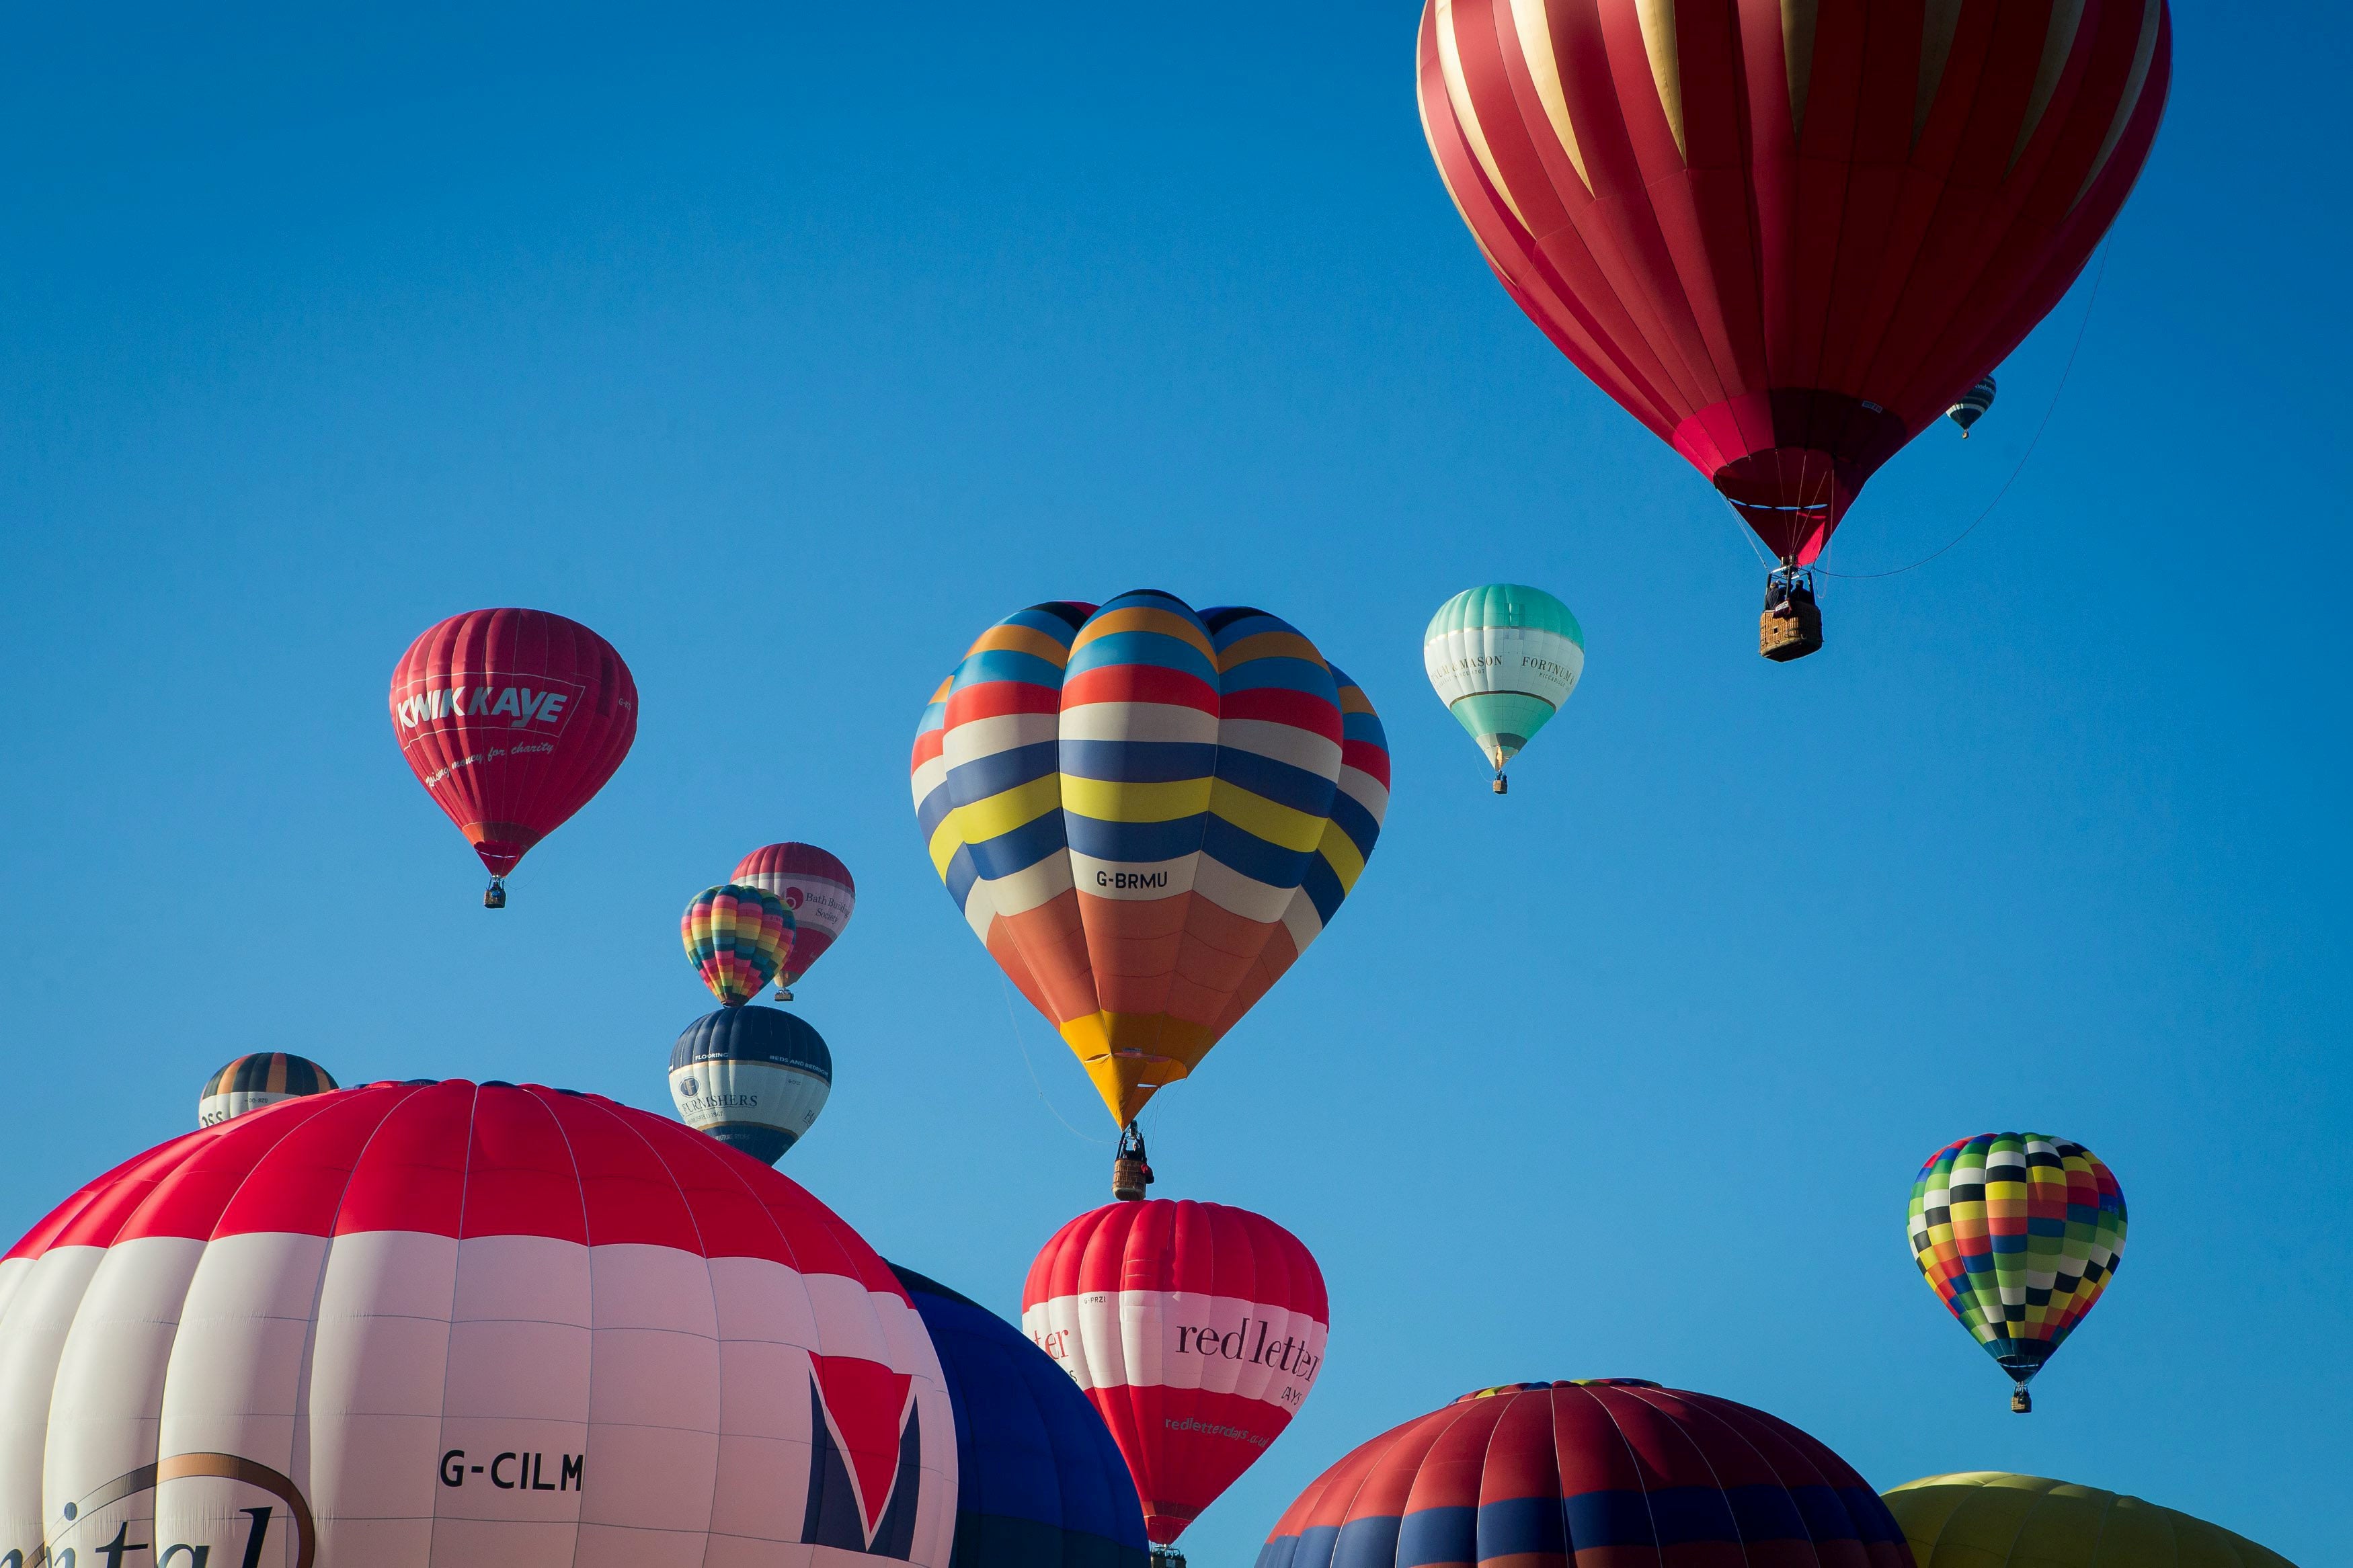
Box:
0 1079 954 1567
1022 1201 1326 1547
389 608 639 889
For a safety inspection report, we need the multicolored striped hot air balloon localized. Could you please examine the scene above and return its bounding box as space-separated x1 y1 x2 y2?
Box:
910 594 1389 1166
681 882 795 1007
1948 374 1999 436
1258 1380 1911 1568
1423 583 1585 793
1907 1132 2127 1412
732 841 856 999
196 1052 338 1127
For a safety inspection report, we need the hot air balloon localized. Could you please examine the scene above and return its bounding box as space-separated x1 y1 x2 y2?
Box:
1423 583 1585 793
1258 1380 1911 1568
891 1264 1150 1568
670 1004 834 1162
1907 1132 2126 1412
1024 1200 1326 1555
1417 0 2171 657
1885 1473 2296 1567
733 842 857 999
682 882 795 1007
1948 375 1999 436
912 594 1389 1193
0 1079 955 1567
389 608 639 905
196 1052 338 1126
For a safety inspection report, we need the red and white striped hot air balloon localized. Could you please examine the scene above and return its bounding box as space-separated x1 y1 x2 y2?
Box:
1022 1201 1326 1551
0 1079 953 1568
731 843 856 1000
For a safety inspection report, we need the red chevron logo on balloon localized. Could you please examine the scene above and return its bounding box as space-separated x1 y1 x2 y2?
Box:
810 1355 915 1542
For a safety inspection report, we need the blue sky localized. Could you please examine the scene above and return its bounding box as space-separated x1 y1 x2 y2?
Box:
3 5 2346 1563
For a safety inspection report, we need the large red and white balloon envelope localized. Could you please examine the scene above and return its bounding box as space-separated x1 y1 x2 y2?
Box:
0 1079 952 1567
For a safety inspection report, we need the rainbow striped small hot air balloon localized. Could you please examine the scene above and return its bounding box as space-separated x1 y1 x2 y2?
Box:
1907 1132 2127 1412
1424 584 1585 794
681 882 795 1007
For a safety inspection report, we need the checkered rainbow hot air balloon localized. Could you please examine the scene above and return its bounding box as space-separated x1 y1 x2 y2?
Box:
910 593 1388 1186
1907 1132 2127 1412
681 882 795 1007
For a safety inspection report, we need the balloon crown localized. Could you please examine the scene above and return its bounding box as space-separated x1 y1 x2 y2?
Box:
1457 1379 1663 1403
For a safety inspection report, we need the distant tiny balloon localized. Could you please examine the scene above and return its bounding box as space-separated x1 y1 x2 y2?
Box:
1424 583 1585 793
670 1005 832 1162
198 1053 338 1127
732 843 856 999
1947 375 1998 436
682 882 795 1007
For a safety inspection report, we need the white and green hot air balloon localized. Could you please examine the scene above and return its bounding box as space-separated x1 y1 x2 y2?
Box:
1424 583 1585 794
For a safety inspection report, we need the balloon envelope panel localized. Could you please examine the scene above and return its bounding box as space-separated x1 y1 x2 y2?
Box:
1023 1201 1326 1546
1258 1380 1910 1568
670 1005 835 1163
910 595 1388 1127
0 1080 953 1567
733 842 857 990
891 1264 1148 1568
1885 1473 2297 1568
1416 0 2170 562
387 608 638 876
196 1051 337 1126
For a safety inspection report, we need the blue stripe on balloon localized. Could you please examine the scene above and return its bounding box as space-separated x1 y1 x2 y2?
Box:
943 845 979 913
1394 1504 1474 1565
1327 792 1381 860
1057 738 1220 783
1064 628 1218 685
1477 1494 1567 1557
1341 710 1386 746
1220 657 1337 699
1214 747 1340 817
1560 1488 1660 1546
1064 813 1207 865
1300 854 1345 924
1723 1483 1808 1541
967 811 1069 880
1328 1514 1402 1568
946 741 1062 806
915 782 955 842
953 649 1068 692
1201 815 1312 889
1252 1534 1301 1568
1002 605 1088 642
1839 1486 1909 1543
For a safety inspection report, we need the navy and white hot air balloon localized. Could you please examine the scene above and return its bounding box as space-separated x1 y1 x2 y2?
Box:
197 1051 337 1126
1946 375 1998 437
670 1005 834 1162
891 1264 1149 1568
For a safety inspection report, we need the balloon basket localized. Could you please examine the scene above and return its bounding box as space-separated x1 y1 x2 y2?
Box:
2010 1386 2032 1414
1113 1124 1154 1202
1492 774 1509 795
1150 1549 1187 1568
1759 569 1823 662
483 878 507 909
774 987 794 1001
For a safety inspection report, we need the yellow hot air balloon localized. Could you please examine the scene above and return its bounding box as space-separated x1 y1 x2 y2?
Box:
1884 1473 2297 1567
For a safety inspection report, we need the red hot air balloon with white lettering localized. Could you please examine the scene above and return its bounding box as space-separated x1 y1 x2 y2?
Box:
1023 1202 1326 1554
732 843 856 1000
389 608 639 906
0 1079 954 1567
